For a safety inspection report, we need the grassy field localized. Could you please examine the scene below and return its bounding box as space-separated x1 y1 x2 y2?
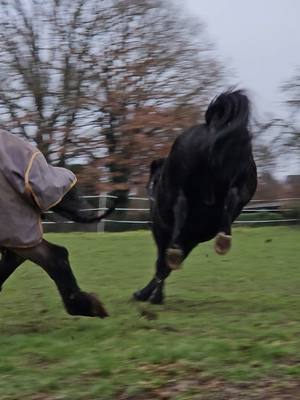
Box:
0 227 299 399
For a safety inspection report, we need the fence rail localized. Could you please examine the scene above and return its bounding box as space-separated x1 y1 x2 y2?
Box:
43 196 300 231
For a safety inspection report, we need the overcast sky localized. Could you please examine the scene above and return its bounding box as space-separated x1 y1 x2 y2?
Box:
174 0 300 118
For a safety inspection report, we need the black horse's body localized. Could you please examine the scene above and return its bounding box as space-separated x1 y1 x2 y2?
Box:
134 90 257 304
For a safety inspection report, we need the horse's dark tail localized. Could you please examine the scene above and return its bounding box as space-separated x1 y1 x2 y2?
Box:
51 186 116 224
69 204 115 224
205 90 250 147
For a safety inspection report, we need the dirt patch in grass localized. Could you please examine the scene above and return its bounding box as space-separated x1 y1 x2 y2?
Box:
118 377 300 400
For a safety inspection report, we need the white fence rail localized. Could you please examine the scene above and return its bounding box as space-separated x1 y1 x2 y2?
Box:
42 196 300 230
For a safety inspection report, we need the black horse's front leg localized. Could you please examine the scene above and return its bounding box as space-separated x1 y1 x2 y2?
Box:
164 189 188 270
214 187 240 255
215 165 257 255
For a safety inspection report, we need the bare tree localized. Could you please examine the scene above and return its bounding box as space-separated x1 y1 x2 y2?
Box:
96 0 225 194
283 69 300 154
0 0 225 194
0 0 108 168
251 119 278 176
281 69 300 159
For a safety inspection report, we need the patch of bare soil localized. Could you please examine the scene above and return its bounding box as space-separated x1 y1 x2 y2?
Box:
118 377 300 400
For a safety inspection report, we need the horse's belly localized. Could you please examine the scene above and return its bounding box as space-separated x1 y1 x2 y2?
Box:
184 206 223 242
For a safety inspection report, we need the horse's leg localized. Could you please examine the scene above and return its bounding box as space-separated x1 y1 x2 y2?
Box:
149 240 196 305
148 246 171 304
133 224 172 304
0 250 25 291
133 244 171 304
166 190 188 269
133 227 196 305
215 164 257 255
14 239 108 318
214 188 240 255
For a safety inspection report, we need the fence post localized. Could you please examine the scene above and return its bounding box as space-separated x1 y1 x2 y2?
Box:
97 193 107 233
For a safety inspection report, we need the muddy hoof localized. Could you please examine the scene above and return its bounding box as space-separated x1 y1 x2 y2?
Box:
65 291 108 318
214 232 232 255
166 247 184 270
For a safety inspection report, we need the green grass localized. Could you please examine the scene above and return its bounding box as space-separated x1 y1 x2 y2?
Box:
0 227 299 399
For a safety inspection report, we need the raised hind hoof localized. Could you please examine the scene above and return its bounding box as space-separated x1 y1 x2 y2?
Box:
64 291 109 318
214 232 232 255
166 247 184 270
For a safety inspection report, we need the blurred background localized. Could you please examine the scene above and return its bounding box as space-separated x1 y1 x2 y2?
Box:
0 0 299 230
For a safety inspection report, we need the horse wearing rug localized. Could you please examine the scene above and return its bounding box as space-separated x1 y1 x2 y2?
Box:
134 90 257 304
0 129 114 318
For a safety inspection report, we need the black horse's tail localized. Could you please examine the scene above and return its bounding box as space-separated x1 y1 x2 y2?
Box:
51 186 116 224
70 204 115 224
205 90 250 147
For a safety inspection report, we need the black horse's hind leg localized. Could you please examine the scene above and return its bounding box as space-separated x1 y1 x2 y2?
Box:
0 250 25 291
133 275 165 304
133 247 171 304
133 225 173 305
14 240 108 318
134 190 189 305
148 249 172 304
133 240 196 305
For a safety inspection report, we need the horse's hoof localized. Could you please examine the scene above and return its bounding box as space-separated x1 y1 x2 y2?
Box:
214 232 232 255
132 290 150 302
149 294 164 305
65 291 109 318
88 292 109 318
166 247 184 270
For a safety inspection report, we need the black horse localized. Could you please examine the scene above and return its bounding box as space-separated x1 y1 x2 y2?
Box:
134 90 257 304
0 186 114 318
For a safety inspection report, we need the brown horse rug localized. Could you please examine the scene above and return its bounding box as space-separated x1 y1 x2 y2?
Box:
0 130 76 248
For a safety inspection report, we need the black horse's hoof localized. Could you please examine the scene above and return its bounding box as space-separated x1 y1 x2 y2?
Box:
64 291 109 318
132 290 150 302
166 247 184 270
133 278 159 302
149 295 164 305
149 287 164 305
214 232 232 255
